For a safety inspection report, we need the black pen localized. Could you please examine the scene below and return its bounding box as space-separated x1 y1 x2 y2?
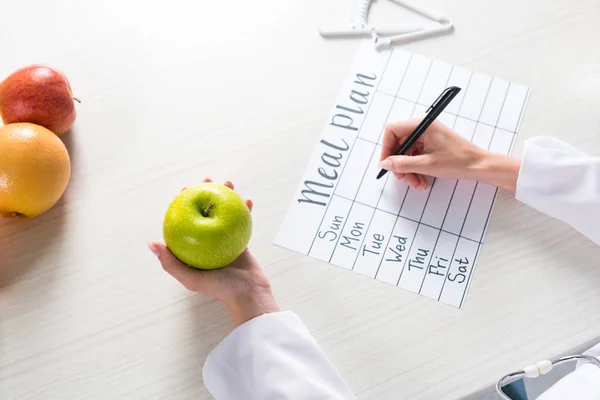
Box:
376 86 461 179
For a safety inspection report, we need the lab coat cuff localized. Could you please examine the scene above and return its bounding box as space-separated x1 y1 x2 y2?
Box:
202 311 309 378
514 136 600 245
516 137 569 201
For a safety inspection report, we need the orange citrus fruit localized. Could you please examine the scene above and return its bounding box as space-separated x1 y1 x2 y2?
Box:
0 123 71 218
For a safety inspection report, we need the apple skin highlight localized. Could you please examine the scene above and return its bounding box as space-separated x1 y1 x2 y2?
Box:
163 183 252 270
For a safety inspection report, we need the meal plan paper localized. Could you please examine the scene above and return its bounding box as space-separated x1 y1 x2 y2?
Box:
275 43 530 308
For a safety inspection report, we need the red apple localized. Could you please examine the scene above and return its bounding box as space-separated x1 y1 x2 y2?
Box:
0 65 78 135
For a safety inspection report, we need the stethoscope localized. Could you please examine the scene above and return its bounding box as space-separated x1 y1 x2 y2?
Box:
496 355 600 399
318 0 453 51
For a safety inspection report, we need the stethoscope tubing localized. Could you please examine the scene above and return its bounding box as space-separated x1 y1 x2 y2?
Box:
495 355 600 399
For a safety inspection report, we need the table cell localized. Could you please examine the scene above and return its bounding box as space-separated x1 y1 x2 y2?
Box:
399 181 432 221
472 123 494 150
437 112 457 128
397 54 432 102
358 92 395 143
413 104 427 118
378 176 410 215
461 182 497 242
353 209 398 278
384 98 416 138
336 139 375 200
375 217 418 285
420 178 457 229
479 78 509 126
442 179 477 235
438 238 480 308
397 224 439 292
444 67 472 115
489 128 514 155
378 50 412 96
356 145 387 207
498 83 529 132
418 60 453 105
330 202 375 269
419 232 459 300
458 72 492 120
454 117 477 140
308 195 353 262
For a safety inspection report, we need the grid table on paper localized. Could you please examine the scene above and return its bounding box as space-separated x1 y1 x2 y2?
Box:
275 44 529 308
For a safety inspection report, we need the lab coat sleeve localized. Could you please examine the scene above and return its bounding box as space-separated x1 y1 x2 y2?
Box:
515 136 600 245
203 311 355 400
511 138 600 398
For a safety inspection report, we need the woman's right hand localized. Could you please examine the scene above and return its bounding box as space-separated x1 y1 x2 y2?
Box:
149 178 279 327
379 119 521 193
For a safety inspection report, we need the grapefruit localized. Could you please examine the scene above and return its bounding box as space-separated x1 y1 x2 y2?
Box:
0 123 71 218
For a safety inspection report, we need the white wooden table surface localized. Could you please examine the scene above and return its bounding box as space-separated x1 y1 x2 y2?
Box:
2 1 600 399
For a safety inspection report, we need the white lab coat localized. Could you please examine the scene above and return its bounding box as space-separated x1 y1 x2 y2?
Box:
203 137 600 399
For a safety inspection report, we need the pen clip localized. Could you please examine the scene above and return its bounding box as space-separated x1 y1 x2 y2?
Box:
426 86 460 113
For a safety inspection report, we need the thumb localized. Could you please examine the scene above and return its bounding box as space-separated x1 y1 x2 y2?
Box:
379 154 431 174
149 241 205 291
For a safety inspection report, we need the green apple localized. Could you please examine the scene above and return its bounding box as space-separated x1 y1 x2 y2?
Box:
163 183 252 269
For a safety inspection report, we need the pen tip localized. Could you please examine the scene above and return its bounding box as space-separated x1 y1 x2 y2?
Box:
376 170 386 179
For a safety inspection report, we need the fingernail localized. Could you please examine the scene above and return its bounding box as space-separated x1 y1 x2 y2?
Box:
148 242 160 257
379 159 392 170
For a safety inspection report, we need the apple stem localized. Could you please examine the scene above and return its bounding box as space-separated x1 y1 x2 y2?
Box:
203 204 214 217
72 97 81 103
